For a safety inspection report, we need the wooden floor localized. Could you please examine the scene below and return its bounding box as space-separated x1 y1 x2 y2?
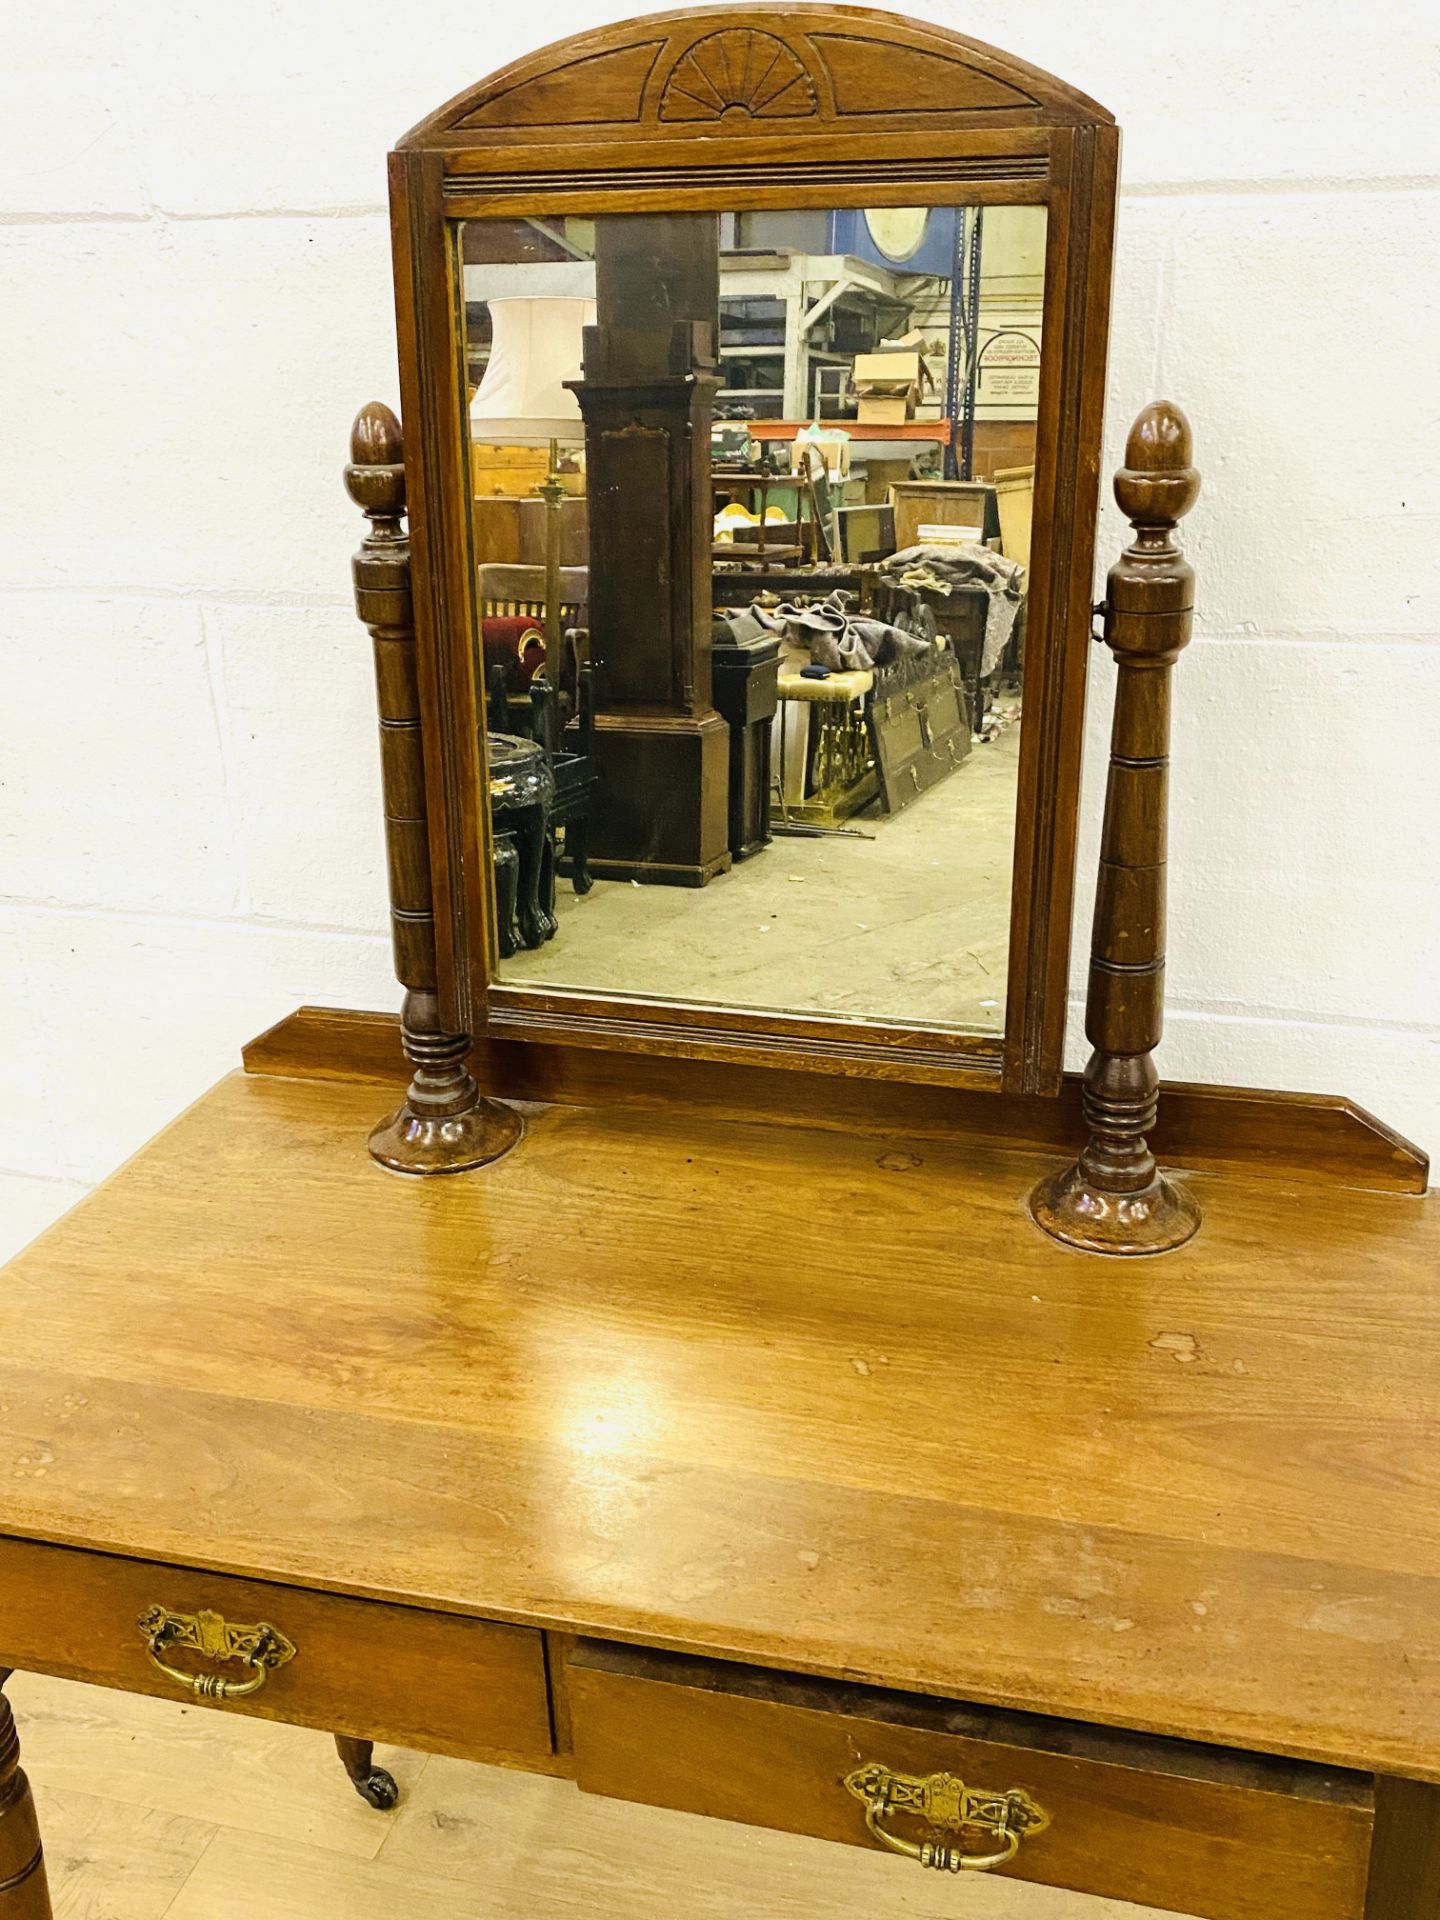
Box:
9 1671 1177 1918
502 718 1021 1034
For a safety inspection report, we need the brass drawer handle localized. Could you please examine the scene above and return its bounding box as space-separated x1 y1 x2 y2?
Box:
845 1763 1049 1874
137 1605 297 1701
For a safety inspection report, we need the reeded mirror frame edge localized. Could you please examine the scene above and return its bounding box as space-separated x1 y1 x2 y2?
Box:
386 5 1119 1100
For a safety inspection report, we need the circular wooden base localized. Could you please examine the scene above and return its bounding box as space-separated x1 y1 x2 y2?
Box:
1028 1162 1201 1257
368 1098 524 1176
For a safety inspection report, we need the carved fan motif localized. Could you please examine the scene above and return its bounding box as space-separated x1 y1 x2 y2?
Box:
660 29 818 122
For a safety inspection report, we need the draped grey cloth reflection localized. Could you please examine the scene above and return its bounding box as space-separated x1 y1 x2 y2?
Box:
751 591 931 672
880 542 1026 674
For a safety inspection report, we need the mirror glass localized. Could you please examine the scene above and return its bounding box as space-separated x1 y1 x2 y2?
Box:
457 203 1046 1035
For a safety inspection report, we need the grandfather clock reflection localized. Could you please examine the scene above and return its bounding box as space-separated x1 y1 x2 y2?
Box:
567 213 731 885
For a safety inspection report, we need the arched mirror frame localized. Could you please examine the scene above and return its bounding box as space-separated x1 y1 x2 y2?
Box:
388 4 1118 1097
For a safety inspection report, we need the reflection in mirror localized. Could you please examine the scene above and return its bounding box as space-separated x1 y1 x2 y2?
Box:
459 204 1046 1035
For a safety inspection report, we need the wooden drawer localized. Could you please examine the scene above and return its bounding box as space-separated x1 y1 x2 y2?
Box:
568 1642 1374 1920
0 1535 552 1764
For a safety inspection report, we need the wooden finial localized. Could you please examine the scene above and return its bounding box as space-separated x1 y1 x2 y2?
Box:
346 402 523 1175
1029 401 1201 1255
344 400 406 535
350 397 404 468
1113 401 1200 551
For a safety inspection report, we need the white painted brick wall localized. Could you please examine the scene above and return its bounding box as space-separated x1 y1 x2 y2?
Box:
4 0 1438 1258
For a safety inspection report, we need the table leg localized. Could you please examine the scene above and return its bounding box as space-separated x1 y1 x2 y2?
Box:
1365 1776 1440 1918
333 1735 399 1812
0 1676 51 1919
513 805 548 949
536 824 558 941
493 830 521 957
566 816 594 895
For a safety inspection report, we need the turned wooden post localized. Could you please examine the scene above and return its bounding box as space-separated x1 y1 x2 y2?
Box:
345 403 523 1174
1030 402 1201 1255
0 1679 52 1919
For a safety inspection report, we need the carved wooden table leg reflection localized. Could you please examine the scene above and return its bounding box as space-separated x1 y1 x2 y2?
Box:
0 1674 51 1920
493 829 522 957
487 733 557 951
333 1734 400 1811
564 813 593 895
1031 401 1202 1255
514 801 554 948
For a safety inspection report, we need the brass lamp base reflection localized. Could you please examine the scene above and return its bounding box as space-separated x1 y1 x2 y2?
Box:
539 437 565 667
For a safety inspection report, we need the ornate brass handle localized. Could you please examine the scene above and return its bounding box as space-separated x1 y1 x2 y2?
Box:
844 1763 1049 1874
137 1605 297 1701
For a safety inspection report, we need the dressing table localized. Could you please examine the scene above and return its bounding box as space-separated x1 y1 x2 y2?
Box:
2 10 1436 1918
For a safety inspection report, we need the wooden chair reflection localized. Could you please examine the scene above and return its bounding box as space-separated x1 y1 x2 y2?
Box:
478 563 588 712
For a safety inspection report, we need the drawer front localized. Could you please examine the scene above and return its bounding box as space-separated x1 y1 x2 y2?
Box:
568 1643 1373 1920
0 1535 552 1764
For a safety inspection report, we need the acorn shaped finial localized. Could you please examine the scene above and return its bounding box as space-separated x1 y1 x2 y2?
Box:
1114 400 1199 530
344 401 406 527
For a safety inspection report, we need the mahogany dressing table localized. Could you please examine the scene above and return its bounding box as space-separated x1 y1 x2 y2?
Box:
3 10 1436 1917
0 1044 1436 1919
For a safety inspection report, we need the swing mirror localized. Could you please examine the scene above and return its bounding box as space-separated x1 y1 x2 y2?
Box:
462 202 1046 1044
390 7 1117 1095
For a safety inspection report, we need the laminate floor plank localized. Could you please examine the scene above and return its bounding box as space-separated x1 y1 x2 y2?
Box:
31 1784 214 1920
9 1671 423 1860
162 1830 481 1920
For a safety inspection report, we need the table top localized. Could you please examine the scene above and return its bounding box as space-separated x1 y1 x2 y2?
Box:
1 1068 1437 1783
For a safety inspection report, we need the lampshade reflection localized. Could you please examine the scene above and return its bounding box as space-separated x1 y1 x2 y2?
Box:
469 295 595 446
